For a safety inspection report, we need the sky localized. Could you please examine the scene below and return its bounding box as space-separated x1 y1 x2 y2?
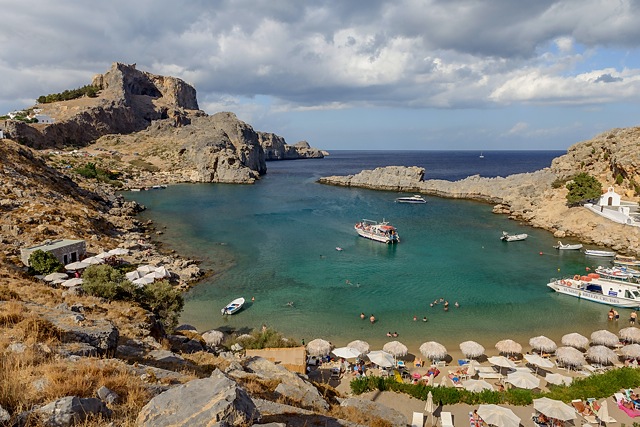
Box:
2 1 640 150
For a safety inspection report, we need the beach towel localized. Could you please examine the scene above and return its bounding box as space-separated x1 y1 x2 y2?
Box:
618 402 640 417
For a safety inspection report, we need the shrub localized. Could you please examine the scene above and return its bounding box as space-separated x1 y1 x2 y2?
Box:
566 173 602 205
138 281 184 331
616 173 624 185
228 327 299 350
28 250 63 275
74 162 98 179
81 264 128 300
551 178 567 189
37 85 99 104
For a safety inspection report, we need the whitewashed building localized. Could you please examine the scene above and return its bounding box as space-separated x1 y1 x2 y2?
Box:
585 187 640 226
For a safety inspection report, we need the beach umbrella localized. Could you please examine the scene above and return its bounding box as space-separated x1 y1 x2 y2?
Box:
367 350 395 368
620 344 640 359
424 391 435 425
95 251 110 259
505 371 540 389
306 338 332 356
44 272 68 282
545 373 573 386
347 340 370 354
477 404 521 427
495 339 522 355
534 398 575 421
154 266 171 278
65 261 89 270
82 256 104 265
419 341 448 361
591 329 619 347
144 271 165 280
466 362 477 377
529 335 557 353
597 399 610 425
132 276 154 287
524 353 555 373
460 340 485 358
60 278 83 287
620 327 640 343
108 247 129 256
555 346 586 368
561 332 589 350
488 355 517 369
136 265 157 274
383 340 408 357
125 270 143 281
586 345 618 365
464 379 494 392
332 346 361 359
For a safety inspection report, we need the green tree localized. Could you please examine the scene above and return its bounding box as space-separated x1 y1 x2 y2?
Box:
81 264 128 300
138 281 184 331
28 250 63 275
566 173 603 205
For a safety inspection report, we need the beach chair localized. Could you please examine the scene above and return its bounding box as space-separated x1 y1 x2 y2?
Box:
571 399 597 424
441 411 453 427
330 367 340 380
412 411 425 427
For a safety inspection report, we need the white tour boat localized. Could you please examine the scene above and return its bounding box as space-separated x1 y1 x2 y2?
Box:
500 231 528 242
354 219 400 244
395 194 426 204
547 276 640 308
553 241 583 250
584 249 616 257
221 297 245 315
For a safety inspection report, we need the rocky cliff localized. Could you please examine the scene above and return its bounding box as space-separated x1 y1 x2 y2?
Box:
319 129 640 255
3 63 201 149
259 132 325 160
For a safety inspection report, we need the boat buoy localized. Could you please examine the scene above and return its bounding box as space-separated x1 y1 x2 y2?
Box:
539 252 543 255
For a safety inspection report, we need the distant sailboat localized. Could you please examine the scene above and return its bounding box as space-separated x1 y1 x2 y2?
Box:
479 152 484 158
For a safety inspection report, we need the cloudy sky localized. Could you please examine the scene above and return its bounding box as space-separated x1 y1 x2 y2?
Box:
2 0 640 150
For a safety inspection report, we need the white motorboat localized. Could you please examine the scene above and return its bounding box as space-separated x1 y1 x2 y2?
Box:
595 266 640 281
221 297 245 315
500 231 528 242
547 276 640 308
395 194 426 204
553 241 583 250
613 255 640 267
354 219 399 244
584 249 616 257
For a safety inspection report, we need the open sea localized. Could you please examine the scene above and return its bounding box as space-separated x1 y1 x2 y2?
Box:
123 150 625 353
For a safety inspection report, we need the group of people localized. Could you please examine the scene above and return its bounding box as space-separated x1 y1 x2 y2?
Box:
430 297 460 311
608 308 620 321
386 331 399 337
360 312 377 323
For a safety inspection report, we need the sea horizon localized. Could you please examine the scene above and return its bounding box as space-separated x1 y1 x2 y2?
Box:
123 149 625 354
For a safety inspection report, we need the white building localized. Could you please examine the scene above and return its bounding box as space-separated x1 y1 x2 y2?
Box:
598 187 621 207
585 186 640 226
34 114 54 124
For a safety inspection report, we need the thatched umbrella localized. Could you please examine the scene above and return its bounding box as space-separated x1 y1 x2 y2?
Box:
495 339 522 355
586 345 618 365
383 341 408 357
347 340 370 354
620 343 640 359
555 346 586 368
419 341 448 361
306 338 332 356
590 329 619 347
201 329 224 346
460 341 485 359
561 332 589 350
529 336 557 353
620 327 640 343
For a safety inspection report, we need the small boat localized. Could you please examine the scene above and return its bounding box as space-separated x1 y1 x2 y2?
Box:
479 152 484 158
395 194 426 204
553 241 583 250
354 219 400 244
613 255 640 267
221 297 245 315
335 247 343 251
547 275 640 308
595 266 640 281
500 231 528 242
584 249 616 257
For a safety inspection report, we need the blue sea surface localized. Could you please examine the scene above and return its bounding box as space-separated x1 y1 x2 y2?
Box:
124 150 623 351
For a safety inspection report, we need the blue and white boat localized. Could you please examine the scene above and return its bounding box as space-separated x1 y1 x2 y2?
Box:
354 219 399 244
547 276 640 308
221 297 245 315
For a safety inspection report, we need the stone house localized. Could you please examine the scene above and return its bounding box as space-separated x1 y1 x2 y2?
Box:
21 239 86 266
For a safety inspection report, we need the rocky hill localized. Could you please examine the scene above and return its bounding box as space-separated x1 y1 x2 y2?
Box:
319 129 640 255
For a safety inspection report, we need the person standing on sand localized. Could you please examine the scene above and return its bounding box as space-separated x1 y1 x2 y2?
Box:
608 308 615 321
631 311 637 325
614 309 620 320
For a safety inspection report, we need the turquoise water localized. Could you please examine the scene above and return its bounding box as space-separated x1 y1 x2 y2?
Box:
124 151 623 352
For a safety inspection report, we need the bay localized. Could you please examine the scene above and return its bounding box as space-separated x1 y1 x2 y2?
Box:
124 150 623 351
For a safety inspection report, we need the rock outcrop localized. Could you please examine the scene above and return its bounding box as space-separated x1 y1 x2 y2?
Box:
3 62 201 149
259 132 324 160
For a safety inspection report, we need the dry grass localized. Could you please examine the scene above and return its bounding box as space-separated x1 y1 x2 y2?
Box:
328 405 394 427
233 376 281 401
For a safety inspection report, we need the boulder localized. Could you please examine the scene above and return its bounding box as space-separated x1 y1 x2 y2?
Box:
340 397 406 426
33 396 112 427
147 349 185 364
97 386 119 405
136 369 259 426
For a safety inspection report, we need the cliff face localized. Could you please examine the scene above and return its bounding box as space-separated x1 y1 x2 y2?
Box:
4 63 200 149
258 132 324 160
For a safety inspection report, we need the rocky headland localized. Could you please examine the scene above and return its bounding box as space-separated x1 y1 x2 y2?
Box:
319 128 640 255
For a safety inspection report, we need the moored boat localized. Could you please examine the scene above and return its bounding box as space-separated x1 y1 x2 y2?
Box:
221 297 245 315
595 266 640 281
553 241 583 250
500 231 528 242
395 194 426 204
354 219 399 244
613 255 640 267
547 276 640 308
584 249 616 257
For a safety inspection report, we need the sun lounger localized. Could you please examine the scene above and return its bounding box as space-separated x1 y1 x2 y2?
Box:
571 399 597 424
412 411 424 427
615 392 640 417
441 411 453 427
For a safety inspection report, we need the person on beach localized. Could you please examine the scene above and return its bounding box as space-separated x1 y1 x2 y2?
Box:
454 301 459 308
370 314 376 324
614 309 620 320
392 332 398 337
387 332 392 337
413 315 417 321
608 308 615 321
423 316 428 322
631 311 637 325
444 301 449 308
